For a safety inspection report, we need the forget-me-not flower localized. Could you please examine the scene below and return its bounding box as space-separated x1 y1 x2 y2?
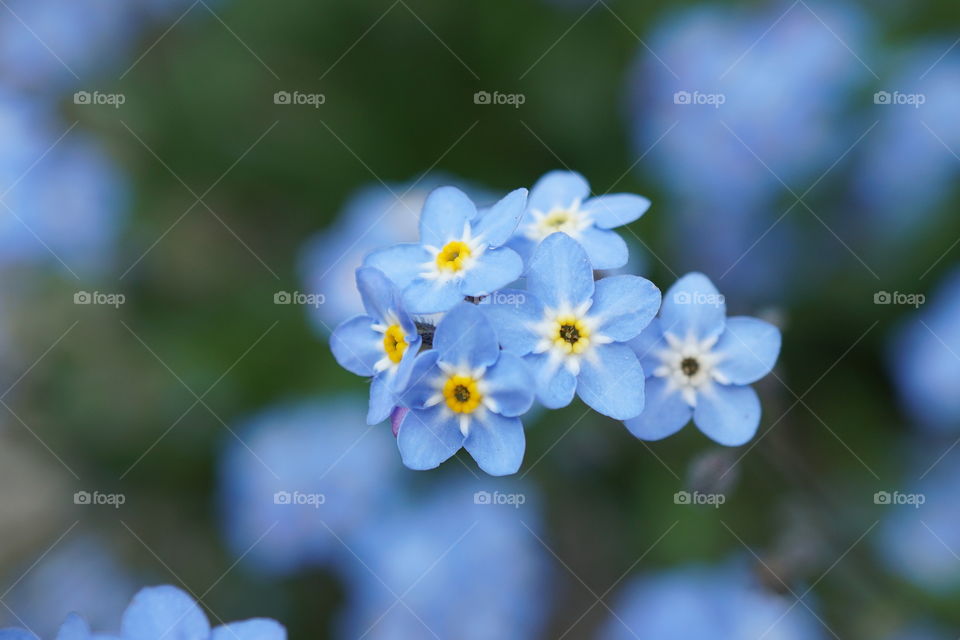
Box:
507 170 651 270
482 232 660 420
625 272 780 446
397 303 534 476
331 267 422 424
364 186 527 314
0 584 285 640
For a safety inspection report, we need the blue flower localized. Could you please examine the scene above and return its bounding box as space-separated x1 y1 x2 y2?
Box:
0 585 285 640
482 232 660 420
599 561 825 640
364 186 527 314
624 272 780 446
218 397 403 575
330 267 422 424
396 303 534 476
508 170 650 270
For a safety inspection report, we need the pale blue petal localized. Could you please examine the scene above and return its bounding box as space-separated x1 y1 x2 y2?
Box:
527 232 594 309
472 188 527 247
363 243 431 289
524 352 576 409
660 272 726 341
368 374 395 425
419 186 477 247
397 405 465 470
622 377 692 441
590 275 661 342
575 226 628 270
330 315 381 376
713 317 782 385
694 384 761 446
505 235 536 268
356 266 401 324
581 193 651 229
120 585 210 640
460 248 523 297
391 333 422 392
55 614 91 640
463 412 525 476
402 278 464 314
482 353 534 417
211 620 286 640
478 288 544 356
627 319 666 372
432 303 500 369
576 344 646 420
0 630 38 640
528 170 590 213
400 350 442 409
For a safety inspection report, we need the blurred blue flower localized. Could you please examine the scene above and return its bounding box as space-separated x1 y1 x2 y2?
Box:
364 186 527 314
507 170 650 270
888 267 960 434
599 561 825 640
625 272 780 446
335 476 551 640
0 584 285 640
218 397 404 576
331 267 422 424
397 303 534 476
482 232 660 420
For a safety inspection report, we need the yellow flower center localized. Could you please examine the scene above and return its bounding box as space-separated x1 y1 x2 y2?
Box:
435 240 472 272
382 325 408 364
552 315 591 354
542 209 572 230
442 374 483 414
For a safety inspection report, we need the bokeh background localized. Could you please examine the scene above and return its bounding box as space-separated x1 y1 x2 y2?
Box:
1 0 959 638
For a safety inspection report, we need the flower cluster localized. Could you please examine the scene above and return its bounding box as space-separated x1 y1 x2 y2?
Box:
330 170 782 475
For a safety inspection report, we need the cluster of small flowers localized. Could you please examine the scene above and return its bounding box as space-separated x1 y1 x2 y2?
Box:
331 171 782 476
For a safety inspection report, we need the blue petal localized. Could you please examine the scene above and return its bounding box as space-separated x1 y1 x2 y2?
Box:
419 186 477 247
401 350 442 409
581 193 651 229
363 243 431 289
463 412 525 476
391 333 422 392
120 586 210 640
660 272 726 341
622 376 692 441
478 288 544 355
211 620 286 640
0 630 39 640
527 232 594 309
401 277 464 314
330 315 382 376
460 247 523 297
576 344 646 420
627 318 666 372
397 405 465 470
524 352 577 409
482 353 534 417
368 375 395 424
356 266 401 324
590 275 661 342
575 226 628 270
693 384 761 446
432 302 500 369
713 317 782 385
504 235 536 268
472 188 527 247
55 614 91 640
528 170 590 213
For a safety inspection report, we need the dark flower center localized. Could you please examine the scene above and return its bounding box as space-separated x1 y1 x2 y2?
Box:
559 323 580 344
681 357 700 377
454 384 471 403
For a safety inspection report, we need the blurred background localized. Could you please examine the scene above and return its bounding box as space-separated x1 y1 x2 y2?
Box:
1 0 959 638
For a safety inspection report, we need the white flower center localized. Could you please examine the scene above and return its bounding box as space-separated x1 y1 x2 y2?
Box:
653 332 728 407
530 302 611 376
525 199 593 241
